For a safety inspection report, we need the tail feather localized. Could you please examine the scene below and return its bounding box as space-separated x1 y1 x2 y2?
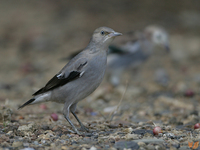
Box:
18 98 35 109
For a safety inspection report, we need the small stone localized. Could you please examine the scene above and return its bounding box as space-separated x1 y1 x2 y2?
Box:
115 141 139 149
132 129 153 136
18 116 24 119
90 146 97 150
33 141 39 145
170 147 177 150
137 142 146 147
12 141 23 147
41 125 50 130
18 123 36 132
194 123 200 129
153 126 162 135
178 146 190 150
51 113 58 121
165 133 176 139
147 144 155 150
6 131 13 135
123 127 133 133
105 145 110 148
51 143 56 147
21 148 35 150
124 133 138 140
61 146 68 150
23 143 30 147
133 139 165 144
0 107 12 121
1 141 10 147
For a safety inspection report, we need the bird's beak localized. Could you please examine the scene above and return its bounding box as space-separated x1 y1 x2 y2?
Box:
109 31 122 37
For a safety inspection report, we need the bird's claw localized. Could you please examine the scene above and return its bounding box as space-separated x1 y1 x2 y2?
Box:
80 125 89 132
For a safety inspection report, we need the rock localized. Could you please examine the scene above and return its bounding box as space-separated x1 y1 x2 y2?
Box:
123 133 138 140
147 144 155 150
123 127 133 133
61 146 68 150
132 129 153 136
165 133 176 139
0 141 10 147
0 107 12 121
133 139 165 144
178 146 190 150
21 148 35 150
18 123 37 132
12 141 23 147
6 130 13 135
90 146 97 150
114 140 139 149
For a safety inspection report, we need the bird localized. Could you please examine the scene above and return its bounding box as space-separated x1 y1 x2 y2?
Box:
106 25 170 86
18 27 122 135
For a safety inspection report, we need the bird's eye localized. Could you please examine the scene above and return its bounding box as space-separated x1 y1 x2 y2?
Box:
101 31 105 35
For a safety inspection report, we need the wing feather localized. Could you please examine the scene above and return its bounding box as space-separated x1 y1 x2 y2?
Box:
33 71 81 96
32 57 88 96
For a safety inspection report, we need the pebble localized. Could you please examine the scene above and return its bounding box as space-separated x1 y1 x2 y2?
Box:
61 146 68 150
18 123 36 132
165 133 176 139
123 127 133 133
133 139 165 144
50 113 59 121
132 129 153 136
137 141 146 147
12 141 23 147
114 141 139 149
6 131 13 135
23 143 29 147
123 133 138 140
21 148 35 150
0 107 12 121
90 146 97 150
33 141 39 145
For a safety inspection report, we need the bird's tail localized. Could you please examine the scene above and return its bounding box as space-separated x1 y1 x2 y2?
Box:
18 98 35 109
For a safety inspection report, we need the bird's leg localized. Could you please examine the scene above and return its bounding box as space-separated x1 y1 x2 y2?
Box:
63 104 81 135
64 115 81 135
71 111 89 132
70 103 89 132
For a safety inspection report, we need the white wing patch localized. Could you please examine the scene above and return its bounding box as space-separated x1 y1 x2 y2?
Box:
80 71 85 77
57 73 64 79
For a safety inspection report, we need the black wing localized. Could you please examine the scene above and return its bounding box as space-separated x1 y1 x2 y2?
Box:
33 71 80 96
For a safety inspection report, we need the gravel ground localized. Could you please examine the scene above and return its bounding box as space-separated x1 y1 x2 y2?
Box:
1 1 200 150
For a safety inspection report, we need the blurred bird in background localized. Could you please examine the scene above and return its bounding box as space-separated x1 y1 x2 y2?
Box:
107 25 170 86
65 25 170 86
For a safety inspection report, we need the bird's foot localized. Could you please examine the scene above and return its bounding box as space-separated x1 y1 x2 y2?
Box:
72 127 82 135
80 125 89 132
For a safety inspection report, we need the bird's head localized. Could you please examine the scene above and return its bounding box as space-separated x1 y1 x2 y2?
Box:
144 26 170 52
90 27 122 49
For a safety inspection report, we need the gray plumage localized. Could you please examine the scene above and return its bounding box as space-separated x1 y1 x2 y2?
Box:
107 25 170 86
18 27 122 134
